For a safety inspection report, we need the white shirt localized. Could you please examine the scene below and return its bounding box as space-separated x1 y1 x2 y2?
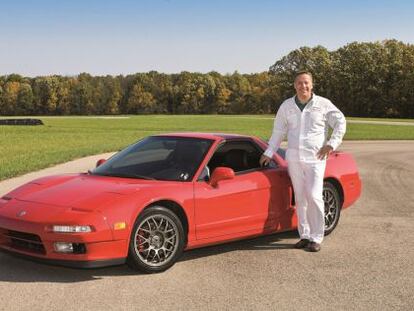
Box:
264 94 346 162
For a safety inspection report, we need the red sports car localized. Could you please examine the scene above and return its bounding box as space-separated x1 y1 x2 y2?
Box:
0 133 361 273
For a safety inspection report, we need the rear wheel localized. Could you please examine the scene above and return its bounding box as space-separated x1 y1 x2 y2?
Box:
127 206 185 273
323 182 341 235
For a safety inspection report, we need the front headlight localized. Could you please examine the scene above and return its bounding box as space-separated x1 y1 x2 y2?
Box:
52 225 92 233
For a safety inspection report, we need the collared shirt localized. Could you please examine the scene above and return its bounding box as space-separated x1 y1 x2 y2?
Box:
264 94 346 162
294 94 313 112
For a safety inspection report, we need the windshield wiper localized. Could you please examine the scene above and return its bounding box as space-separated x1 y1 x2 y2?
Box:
96 172 156 180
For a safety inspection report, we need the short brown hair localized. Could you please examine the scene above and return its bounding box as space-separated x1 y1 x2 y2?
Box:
294 70 313 82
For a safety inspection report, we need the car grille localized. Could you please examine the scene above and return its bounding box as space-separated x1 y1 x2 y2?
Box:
0 228 46 255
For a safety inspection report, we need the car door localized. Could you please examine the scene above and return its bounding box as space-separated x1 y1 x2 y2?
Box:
260 164 295 231
193 140 291 240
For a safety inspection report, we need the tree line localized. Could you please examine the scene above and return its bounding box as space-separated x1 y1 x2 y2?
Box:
1 39 413 118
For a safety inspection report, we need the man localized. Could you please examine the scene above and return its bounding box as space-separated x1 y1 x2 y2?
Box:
260 71 346 252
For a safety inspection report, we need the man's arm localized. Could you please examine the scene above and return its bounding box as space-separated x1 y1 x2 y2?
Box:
317 101 346 160
260 105 287 166
326 102 346 151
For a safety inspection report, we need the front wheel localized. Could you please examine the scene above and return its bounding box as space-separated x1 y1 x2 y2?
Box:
323 182 341 235
127 206 185 273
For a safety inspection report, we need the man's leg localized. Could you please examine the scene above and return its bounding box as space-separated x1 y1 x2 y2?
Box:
303 161 327 245
287 160 309 240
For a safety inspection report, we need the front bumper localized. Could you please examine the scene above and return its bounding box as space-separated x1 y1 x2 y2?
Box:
0 200 129 267
0 247 126 268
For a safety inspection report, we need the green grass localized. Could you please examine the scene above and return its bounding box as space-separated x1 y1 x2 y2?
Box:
347 117 414 122
1 115 413 181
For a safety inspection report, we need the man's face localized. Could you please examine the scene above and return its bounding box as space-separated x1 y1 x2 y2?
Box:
294 74 313 99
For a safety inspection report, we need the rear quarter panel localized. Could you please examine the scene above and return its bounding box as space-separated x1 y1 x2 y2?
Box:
325 152 362 209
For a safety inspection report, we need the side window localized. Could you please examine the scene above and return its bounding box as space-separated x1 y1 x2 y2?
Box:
207 140 264 174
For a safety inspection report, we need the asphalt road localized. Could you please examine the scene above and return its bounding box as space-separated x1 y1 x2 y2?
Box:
0 141 413 311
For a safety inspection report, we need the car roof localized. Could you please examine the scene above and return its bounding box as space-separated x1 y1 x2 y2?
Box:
154 132 253 141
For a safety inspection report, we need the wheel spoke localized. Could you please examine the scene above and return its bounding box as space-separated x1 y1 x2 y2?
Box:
137 233 148 241
152 250 160 263
145 219 152 231
158 218 164 230
154 218 160 230
165 234 176 242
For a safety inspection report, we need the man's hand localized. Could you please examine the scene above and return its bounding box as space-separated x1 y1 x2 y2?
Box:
260 154 271 167
317 145 333 160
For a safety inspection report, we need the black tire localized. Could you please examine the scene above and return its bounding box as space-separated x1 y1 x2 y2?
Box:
127 206 185 273
323 182 341 235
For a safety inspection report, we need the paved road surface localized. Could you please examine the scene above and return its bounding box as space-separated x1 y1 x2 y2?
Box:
0 141 413 311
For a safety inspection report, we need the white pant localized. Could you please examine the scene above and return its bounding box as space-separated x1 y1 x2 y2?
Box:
287 158 326 244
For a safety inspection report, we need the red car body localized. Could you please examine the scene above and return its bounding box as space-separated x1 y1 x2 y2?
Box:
0 133 361 269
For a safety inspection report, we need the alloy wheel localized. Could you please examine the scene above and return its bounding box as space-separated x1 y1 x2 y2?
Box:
323 185 340 232
134 214 180 267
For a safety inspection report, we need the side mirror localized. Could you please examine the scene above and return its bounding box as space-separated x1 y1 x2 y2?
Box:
209 167 235 187
96 159 106 167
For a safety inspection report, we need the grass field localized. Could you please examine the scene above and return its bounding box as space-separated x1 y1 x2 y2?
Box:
1 115 414 181
347 117 414 122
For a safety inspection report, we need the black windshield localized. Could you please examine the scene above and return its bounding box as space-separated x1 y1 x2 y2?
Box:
92 136 213 181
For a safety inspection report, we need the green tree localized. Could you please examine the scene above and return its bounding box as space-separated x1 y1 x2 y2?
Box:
16 83 34 115
269 45 333 100
32 77 60 114
1 81 20 115
126 84 156 114
227 72 251 113
55 78 74 115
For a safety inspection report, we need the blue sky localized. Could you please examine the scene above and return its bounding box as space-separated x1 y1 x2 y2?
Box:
1 0 413 76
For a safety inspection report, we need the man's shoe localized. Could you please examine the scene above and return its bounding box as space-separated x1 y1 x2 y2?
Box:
294 239 310 249
307 242 321 252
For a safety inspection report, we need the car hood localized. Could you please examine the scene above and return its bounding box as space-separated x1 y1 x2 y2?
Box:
6 174 158 210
